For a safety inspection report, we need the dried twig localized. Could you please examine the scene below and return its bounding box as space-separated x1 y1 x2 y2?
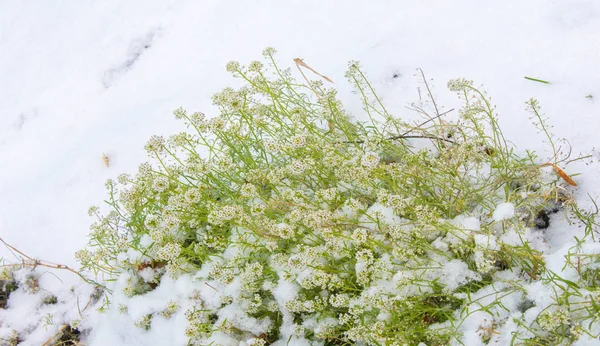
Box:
205 282 218 291
41 324 70 346
0 237 106 289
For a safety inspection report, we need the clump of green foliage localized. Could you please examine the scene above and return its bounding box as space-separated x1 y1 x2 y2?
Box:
0 268 18 309
77 49 598 345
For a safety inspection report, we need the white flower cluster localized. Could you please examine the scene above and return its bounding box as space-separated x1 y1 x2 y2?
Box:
184 306 211 338
144 135 165 154
160 300 180 319
152 177 169 192
447 78 474 92
289 134 307 148
240 183 258 197
156 242 181 262
287 159 313 175
134 314 152 330
207 205 241 226
360 151 380 169
538 308 571 331
263 139 280 153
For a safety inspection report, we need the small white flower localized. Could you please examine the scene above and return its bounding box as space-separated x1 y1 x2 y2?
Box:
247 60 264 73
288 159 308 175
207 117 226 131
225 61 240 72
353 228 369 245
247 338 266 346
263 139 280 153
330 293 351 308
144 135 165 154
117 173 131 185
184 188 202 204
317 188 338 203
262 47 277 57
290 134 307 148
240 183 258 197
153 177 169 192
360 152 380 169
447 78 473 92
156 242 181 262
75 249 91 265
190 112 206 127
134 314 152 329
163 214 180 229
251 203 266 215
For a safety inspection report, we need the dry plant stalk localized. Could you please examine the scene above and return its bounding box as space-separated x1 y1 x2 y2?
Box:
0 238 102 346
539 163 578 186
41 324 71 346
293 58 335 132
0 237 105 289
293 58 334 84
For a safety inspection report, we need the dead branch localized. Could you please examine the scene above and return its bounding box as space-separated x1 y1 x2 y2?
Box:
0 237 106 289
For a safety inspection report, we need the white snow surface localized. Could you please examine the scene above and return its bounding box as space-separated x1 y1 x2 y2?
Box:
1 1 600 345
493 202 515 222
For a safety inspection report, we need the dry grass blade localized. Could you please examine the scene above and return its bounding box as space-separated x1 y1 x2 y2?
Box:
539 163 578 186
42 323 83 346
42 324 69 346
293 58 335 132
293 58 323 100
293 58 334 83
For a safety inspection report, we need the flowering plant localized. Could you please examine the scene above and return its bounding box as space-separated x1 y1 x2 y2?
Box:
76 49 598 345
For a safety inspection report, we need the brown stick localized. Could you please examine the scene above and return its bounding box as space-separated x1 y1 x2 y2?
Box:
42 324 70 346
0 237 106 289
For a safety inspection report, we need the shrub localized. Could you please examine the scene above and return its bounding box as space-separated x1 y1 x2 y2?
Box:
78 48 597 345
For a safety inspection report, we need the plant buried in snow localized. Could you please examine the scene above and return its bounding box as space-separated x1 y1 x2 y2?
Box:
77 48 593 345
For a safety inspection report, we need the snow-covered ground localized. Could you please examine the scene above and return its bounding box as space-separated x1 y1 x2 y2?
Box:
1 1 599 345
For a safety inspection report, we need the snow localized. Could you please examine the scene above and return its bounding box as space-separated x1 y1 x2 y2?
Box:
1 0 600 345
216 304 272 336
493 202 515 222
438 259 481 292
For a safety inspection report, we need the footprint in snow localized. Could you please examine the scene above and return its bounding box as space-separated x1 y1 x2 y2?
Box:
12 108 38 131
102 29 161 88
